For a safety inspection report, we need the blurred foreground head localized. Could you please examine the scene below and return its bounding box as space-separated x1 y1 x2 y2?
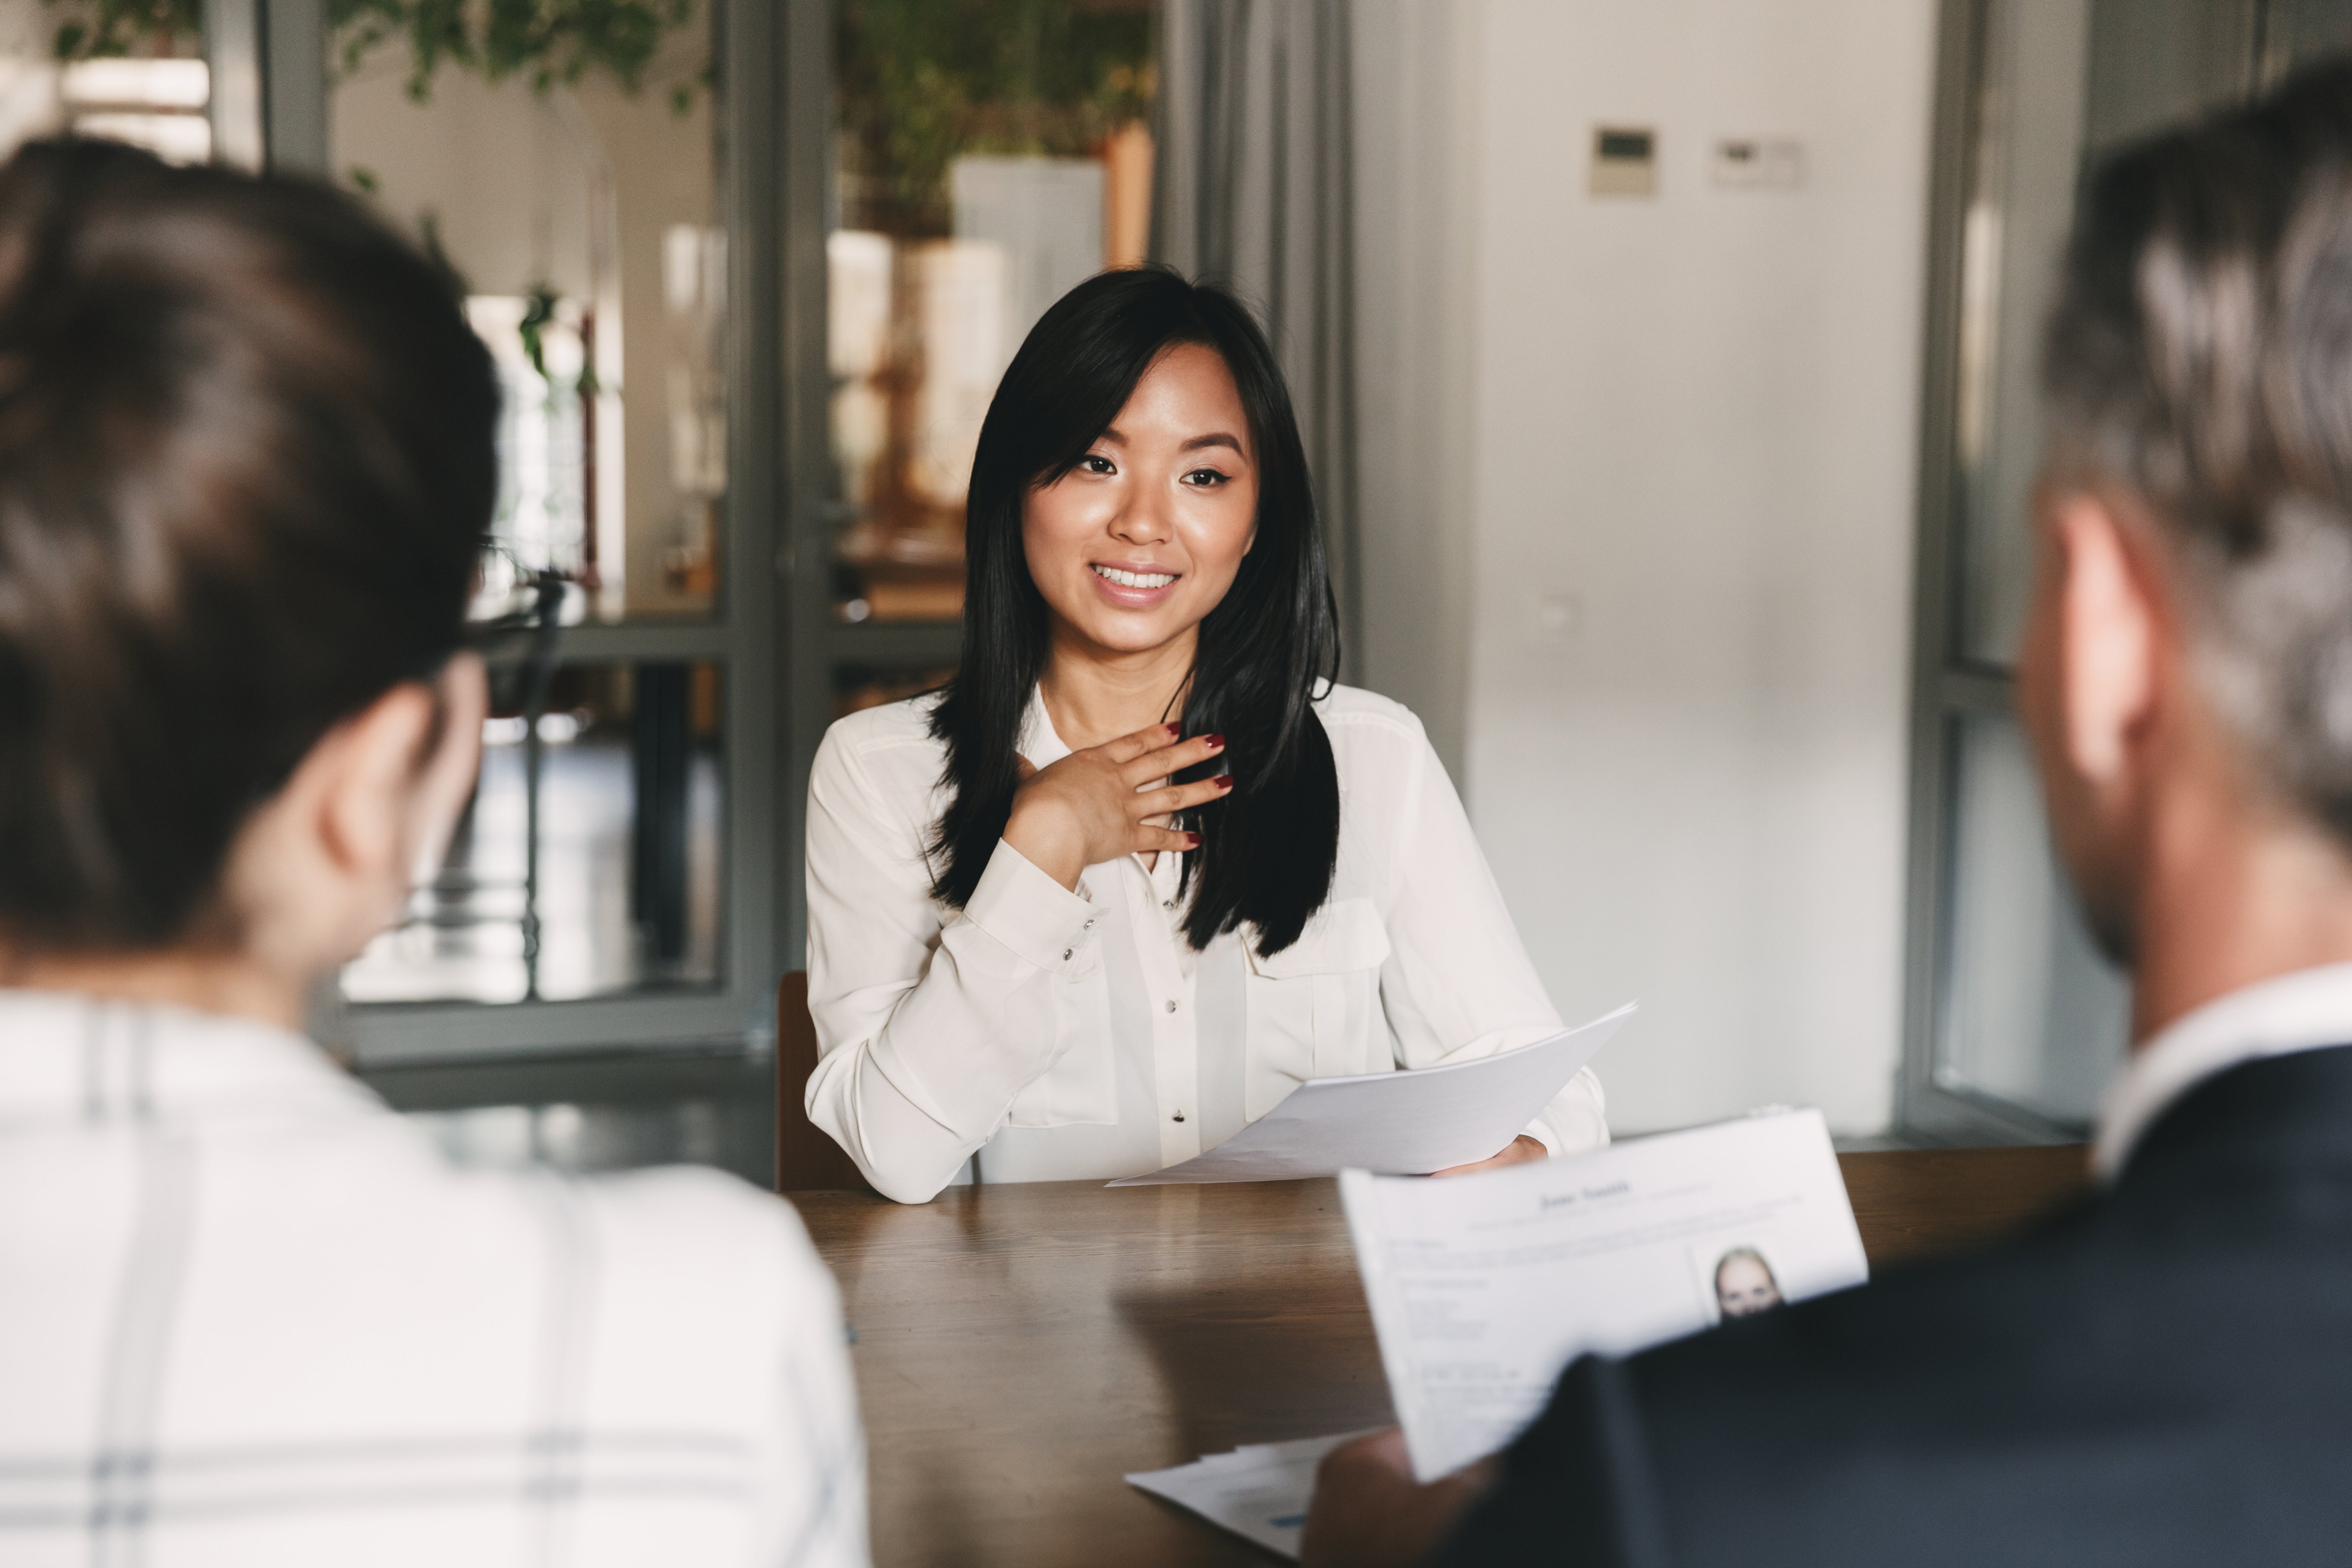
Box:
2026 63 2352 965
0 139 495 963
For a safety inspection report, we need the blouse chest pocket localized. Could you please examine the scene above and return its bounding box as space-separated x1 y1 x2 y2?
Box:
1242 897 1393 1119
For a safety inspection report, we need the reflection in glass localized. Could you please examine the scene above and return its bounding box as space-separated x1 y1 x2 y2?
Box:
1952 0 2089 669
343 660 723 1006
830 1 1158 624
326 7 719 621
0 5 212 164
1936 712 2127 1125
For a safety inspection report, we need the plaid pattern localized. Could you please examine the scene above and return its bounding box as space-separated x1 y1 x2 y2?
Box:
0 990 867 1567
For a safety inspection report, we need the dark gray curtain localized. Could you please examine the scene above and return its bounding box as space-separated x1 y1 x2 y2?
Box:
1152 0 1360 670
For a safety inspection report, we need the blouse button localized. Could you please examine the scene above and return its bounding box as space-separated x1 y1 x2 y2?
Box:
1165 999 1178 1013
1172 1110 1186 1123
1061 949 1073 962
1162 899 1174 910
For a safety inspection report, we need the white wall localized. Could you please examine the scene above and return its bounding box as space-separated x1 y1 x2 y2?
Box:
1360 0 1937 1136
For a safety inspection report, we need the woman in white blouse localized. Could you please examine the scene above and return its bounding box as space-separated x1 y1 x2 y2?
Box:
806 269 1606 1203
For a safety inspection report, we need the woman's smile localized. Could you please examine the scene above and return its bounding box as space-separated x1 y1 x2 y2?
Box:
1089 560 1184 606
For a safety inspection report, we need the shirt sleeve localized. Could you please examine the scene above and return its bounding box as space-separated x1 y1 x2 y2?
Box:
801 721 1104 1203
1370 715 1609 1158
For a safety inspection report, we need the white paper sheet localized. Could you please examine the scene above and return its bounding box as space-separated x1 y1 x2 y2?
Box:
1107 1003 1636 1187
1125 1430 1381 1559
1341 1107 1868 1480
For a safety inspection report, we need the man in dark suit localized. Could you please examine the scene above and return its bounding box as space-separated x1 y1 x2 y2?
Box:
1303 61 2352 1568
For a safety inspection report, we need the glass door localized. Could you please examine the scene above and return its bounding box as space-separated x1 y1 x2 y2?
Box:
775 0 1159 962
240 0 790 1069
1902 0 2352 1140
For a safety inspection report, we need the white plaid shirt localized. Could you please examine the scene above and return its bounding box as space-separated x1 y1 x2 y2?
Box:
0 989 867 1567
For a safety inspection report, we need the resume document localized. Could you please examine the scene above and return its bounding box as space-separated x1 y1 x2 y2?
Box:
1341 1108 1868 1480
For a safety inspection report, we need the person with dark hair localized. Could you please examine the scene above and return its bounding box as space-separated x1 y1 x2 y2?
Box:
0 140 865 1564
1302 61 2352 1568
805 268 1605 1202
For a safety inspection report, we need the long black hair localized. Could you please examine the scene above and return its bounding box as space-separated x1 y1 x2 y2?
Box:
926 267 1341 956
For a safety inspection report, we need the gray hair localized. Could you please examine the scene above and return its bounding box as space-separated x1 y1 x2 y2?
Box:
2044 62 2352 840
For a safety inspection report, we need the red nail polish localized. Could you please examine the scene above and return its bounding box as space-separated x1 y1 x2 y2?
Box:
1203 733 1226 748
1186 832 1203 848
1215 774 1235 791
1165 722 1181 737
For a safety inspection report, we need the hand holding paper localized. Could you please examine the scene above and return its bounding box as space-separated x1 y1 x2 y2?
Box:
1109 1003 1635 1187
1342 1108 1869 1480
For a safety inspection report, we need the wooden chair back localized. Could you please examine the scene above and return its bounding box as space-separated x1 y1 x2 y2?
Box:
774 971 873 1194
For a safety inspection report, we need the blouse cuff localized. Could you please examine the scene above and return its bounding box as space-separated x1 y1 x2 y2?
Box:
964 838 1100 976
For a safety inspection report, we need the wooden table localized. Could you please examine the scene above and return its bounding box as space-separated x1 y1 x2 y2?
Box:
794 1145 2091 1568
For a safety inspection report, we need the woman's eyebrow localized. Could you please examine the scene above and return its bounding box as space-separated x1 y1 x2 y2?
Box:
1182 432 1246 455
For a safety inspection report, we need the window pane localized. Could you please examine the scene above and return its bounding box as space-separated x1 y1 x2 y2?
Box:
830 0 1158 626
0 7 212 164
327 10 722 621
2258 0 2352 89
1951 0 2090 668
1936 710 2128 1125
2082 0 2259 154
836 662 957 721
343 661 724 1005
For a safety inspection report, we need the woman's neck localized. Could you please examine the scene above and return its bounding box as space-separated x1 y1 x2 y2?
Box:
0 945 307 1032
1039 624 1198 751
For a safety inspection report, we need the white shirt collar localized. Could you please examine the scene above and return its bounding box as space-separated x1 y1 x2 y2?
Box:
2091 962 2352 1182
1018 685 1071 769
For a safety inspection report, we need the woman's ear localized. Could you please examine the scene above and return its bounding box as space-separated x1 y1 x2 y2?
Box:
223 657 489 986
408 655 489 882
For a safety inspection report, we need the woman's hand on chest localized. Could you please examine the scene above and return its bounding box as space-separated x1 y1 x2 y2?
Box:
1004 724 1233 889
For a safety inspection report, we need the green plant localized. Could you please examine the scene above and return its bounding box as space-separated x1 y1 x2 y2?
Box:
42 0 704 109
836 0 1157 236
329 0 697 102
42 0 200 59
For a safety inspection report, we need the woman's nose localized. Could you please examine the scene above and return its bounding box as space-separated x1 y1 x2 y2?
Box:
1110 490 1174 545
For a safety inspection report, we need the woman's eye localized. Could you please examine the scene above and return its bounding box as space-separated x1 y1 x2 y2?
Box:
1080 454 1116 475
1182 468 1229 488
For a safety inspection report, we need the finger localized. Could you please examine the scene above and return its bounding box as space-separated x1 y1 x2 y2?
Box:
1130 776 1236 818
1431 1136 1545 1178
1099 720 1187 766
1136 824 1203 855
1120 732 1226 788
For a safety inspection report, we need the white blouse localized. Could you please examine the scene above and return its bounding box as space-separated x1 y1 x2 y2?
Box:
804 683 1608 1203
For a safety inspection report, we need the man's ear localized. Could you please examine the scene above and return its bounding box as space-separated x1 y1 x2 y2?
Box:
2049 492 2160 788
